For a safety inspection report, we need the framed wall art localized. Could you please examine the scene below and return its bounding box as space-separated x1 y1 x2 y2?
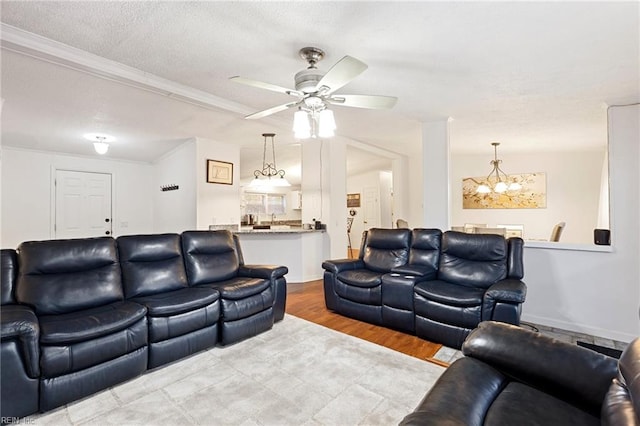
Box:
462 172 546 209
347 193 361 207
206 160 233 185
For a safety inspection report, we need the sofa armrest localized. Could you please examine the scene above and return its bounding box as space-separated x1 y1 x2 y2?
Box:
1 304 40 377
321 259 365 274
390 264 437 279
485 279 527 303
462 321 618 413
238 265 288 280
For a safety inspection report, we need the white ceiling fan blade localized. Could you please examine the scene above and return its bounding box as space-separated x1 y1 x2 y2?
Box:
316 56 368 94
245 101 299 120
230 76 301 97
327 94 398 109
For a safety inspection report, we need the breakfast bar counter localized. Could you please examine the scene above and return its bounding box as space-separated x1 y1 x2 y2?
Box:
234 227 326 283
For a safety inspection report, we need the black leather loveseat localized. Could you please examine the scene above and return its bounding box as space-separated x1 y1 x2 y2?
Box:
0 230 287 419
400 321 639 426
323 228 526 348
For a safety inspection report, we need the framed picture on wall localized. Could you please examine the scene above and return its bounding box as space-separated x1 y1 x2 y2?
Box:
347 193 361 207
206 160 233 185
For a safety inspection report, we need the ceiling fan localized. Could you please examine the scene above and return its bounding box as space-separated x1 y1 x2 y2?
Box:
230 47 398 121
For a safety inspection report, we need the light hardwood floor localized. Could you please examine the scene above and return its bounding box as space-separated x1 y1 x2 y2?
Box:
285 280 447 366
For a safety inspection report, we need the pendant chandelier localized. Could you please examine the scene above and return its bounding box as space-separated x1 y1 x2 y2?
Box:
476 142 522 194
249 133 291 187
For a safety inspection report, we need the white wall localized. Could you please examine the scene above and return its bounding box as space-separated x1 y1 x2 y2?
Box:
153 140 197 233
451 150 605 243
521 105 639 342
1 147 154 248
422 120 451 230
196 137 241 229
345 171 382 249
379 171 393 228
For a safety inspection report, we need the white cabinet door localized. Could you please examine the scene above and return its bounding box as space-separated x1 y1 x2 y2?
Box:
55 170 112 239
290 190 302 210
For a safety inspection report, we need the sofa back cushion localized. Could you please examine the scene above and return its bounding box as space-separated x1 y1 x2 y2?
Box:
16 237 123 315
438 231 507 288
181 230 240 285
409 229 442 270
117 233 188 298
1 249 18 305
362 228 411 272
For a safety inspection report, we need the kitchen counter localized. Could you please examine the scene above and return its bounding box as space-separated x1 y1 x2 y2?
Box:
234 228 328 282
235 226 324 234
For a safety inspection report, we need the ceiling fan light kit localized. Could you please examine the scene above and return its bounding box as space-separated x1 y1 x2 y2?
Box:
231 47 397 139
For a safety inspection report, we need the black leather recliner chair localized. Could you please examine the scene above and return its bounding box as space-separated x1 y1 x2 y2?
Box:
15 237 149 411
117 233 220 368
414 231 526 348
1 249 39 419
401 321 638 426
181 231 288 345
323 228 412 326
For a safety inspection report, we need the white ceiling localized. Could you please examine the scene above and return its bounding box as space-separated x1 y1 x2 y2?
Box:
1 1 638 177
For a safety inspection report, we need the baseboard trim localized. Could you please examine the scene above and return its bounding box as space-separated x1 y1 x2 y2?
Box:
521 313 636 343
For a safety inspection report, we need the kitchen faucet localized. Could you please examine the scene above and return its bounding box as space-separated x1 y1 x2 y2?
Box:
271 213 276 223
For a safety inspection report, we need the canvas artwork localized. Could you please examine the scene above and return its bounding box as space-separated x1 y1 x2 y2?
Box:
462 172 546 209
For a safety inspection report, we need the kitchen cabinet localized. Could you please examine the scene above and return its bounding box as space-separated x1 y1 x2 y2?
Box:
290 190 302 210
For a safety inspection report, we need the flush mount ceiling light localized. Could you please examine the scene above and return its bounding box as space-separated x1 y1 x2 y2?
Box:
476 142 522 194
83 133 115 155
249 133 291 188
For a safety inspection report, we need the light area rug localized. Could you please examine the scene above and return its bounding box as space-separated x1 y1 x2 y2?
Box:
28 314 445 426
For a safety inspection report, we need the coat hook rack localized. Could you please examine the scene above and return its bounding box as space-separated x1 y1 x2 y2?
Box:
161 184 179 192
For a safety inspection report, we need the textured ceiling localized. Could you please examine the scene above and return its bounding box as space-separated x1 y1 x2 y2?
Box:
1 1 638 172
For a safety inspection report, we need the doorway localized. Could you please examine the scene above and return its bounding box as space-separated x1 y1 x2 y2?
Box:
54 170 112 239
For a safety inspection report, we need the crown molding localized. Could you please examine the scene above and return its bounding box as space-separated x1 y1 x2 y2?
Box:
0 23 250 115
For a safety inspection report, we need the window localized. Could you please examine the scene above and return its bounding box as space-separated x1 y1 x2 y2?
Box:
244 193 286 215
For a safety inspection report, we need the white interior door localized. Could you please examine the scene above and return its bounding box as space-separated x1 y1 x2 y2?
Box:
363 186 380 230
55 170 112 239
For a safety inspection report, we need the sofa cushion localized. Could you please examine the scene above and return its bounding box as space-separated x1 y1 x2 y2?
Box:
16 237 123 315
201 277 270 300
485 382 600 426
438 232 508 289
414 280 485 307
39 301 147 345
118 234 189 298
182 231 240 285
40 318 148 378
407 229 442 271
132 287 219 317
362 228 411 272
337 270 384 287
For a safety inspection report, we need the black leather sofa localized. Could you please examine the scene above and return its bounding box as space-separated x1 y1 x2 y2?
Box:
0 230 287 419
400 321 638 426
323 228 526 348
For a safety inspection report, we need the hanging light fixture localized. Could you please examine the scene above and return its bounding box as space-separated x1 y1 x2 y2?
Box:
292 104 336 139
83 133 115 155
249 133 291 188
476 142 522 194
